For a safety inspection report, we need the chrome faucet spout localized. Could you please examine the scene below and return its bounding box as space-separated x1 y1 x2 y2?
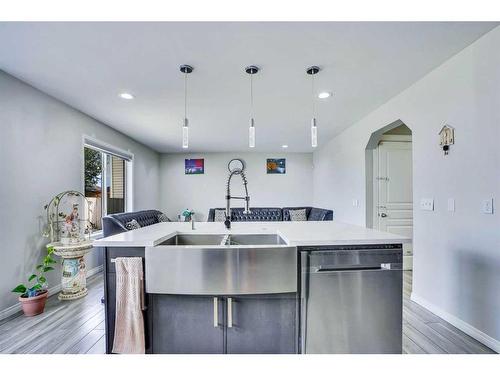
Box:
225 169 251 229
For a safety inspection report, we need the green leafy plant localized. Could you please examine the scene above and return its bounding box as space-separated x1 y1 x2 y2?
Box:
182 209 195 220
12 246 57 298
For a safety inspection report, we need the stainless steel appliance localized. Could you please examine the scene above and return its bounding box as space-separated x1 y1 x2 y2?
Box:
145 233 296 295
300 244 403 354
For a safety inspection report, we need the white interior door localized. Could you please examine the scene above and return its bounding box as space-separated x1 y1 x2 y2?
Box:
376 141 413 250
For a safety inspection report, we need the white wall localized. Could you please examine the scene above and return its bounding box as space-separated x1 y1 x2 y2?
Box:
160 153 314 221
0 71 161 314
313 27 500 349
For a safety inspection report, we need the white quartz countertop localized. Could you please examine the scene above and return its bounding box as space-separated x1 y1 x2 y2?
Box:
94 221 409 247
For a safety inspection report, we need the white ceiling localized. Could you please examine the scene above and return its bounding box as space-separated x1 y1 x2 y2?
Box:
0 22 497 153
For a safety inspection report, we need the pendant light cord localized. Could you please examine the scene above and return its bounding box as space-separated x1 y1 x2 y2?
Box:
250 73 254 119
311 72 315 117
184 71 187 120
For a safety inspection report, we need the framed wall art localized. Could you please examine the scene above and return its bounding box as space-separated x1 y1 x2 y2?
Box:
266 158 286 174
185 159 204 174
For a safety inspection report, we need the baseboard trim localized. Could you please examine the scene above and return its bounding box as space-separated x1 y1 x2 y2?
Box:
0 264 104 322
411 292 500 353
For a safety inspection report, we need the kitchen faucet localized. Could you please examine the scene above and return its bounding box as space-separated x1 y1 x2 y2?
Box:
225 168 250 229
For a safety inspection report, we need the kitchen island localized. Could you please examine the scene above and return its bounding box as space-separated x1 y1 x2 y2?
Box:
96 221 409 354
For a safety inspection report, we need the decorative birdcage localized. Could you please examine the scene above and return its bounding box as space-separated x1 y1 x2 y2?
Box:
42 191 93 245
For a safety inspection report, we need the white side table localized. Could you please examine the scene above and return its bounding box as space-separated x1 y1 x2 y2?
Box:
47 240 94 300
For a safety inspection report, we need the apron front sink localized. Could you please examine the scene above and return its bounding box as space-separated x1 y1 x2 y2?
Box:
145 242 296 295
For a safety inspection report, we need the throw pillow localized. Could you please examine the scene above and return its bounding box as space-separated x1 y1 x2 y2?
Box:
157 213 171 222
214 209 226 222
125 219 141 230
289 209 307 221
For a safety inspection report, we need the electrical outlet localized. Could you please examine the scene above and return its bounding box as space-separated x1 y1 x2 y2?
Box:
420 198 434 211
447 198 455 212
482 198 493 214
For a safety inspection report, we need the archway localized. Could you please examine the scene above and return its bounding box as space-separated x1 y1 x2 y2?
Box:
365 120 413 270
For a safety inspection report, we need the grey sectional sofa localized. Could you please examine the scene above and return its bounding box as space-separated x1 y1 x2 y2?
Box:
102 209 165 237
207 207 333 222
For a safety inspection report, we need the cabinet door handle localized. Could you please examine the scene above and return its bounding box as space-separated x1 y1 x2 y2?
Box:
227 297 233 328
213 297 218 327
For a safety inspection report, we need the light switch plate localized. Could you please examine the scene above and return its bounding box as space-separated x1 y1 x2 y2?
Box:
482 198 493 214
352 199 359 207
447 198 455 212
420 198 434 211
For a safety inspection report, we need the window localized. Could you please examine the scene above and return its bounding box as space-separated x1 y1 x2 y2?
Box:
83 138 132 231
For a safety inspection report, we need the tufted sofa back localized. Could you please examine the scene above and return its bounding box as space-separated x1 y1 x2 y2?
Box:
232 207 283 221
207 207 283 222
207 207 333 222
102 209 164 237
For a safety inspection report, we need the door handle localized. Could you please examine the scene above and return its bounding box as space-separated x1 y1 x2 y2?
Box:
213 297 218 327
380 213 387 217
227 297 233 328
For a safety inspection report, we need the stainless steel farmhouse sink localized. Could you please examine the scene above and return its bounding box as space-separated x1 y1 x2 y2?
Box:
158 233 287 246
159 233 226 246
146 233 296 295
226 233 287 245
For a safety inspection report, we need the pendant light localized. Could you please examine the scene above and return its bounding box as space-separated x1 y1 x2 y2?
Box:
307 66 320 148
180 64 193 149
245 65 259 148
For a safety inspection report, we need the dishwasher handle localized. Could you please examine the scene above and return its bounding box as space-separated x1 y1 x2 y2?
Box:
314 263 401 272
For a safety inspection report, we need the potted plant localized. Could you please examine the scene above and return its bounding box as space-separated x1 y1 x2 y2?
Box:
12 246 57 316
182 208 195 222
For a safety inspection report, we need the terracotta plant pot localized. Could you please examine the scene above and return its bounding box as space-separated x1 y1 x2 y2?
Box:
19 290 48 317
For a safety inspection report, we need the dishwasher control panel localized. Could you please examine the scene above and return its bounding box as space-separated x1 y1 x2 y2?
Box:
299 244 403 270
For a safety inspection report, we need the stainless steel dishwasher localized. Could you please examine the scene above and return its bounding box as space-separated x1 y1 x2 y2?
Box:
300 244 403 354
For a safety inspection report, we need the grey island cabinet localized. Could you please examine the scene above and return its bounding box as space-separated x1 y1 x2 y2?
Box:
103 246 298 354
152 294 297 354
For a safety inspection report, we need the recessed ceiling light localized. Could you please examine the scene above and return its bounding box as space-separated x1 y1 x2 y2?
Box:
282 144 289 148
119 92 134 100
318 92 331 99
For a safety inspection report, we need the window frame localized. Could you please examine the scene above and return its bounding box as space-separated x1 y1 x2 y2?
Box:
82 135 134 235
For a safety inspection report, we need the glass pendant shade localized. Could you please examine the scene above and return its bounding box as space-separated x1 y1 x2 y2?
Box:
182 118 189 149
249 118 256 148
311 118 318 148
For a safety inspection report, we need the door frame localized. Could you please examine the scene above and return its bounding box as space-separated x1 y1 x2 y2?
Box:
372 135 412 231
365 119 412 229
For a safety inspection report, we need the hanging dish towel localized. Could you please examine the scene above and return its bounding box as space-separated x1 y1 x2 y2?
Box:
112 257 145 354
